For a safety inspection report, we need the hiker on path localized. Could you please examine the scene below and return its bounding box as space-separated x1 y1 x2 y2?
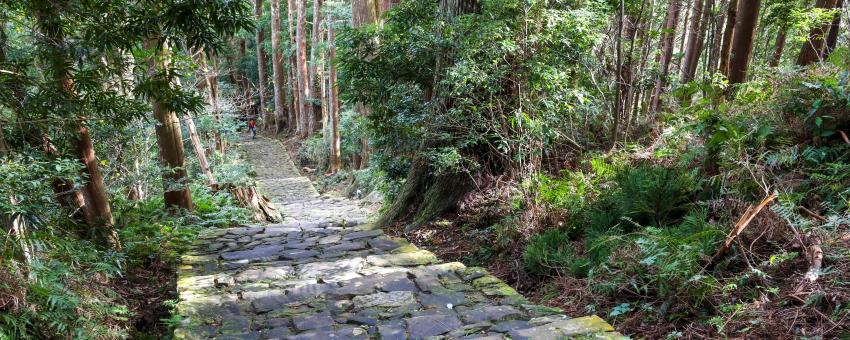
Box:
248 118 257 139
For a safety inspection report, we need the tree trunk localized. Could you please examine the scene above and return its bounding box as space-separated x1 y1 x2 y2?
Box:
227 185 282 222
677 0 692 65
255 0 271 129
823 0 844 59
0 126 6 155
352 0 380 27
328 10 341 173
239 39 252 114
196 52 225 154
348 0 400 166
612 0 634 144
650 0 682 111
271 0 288 133
146 39 194 211
718 0 738 76
35 3 118 248
798 0 839 66
288 0 302 135
630 0 656 124
0 20 6 155
376 0 478 229
296 0 312 138
707 0 726 72
185 114 216 186
727 0 761 84
309 0 324 134
350 0 379 167
769 27 787 67
681 0 712 83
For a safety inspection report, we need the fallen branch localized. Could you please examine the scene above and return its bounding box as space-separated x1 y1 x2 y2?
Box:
217 184 283 223
788 294 837 327
839 130 850 145
803 237 823 283
706 193 778 269
799 206 826 222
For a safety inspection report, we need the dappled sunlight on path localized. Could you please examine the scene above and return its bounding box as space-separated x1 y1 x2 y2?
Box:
173 136 621 339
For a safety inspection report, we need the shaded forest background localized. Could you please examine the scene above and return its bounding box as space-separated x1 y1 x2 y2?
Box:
2 0 850 338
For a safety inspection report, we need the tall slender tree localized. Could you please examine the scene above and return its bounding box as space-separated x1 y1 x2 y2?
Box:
309 0 325 134
327 8 341 172
196 52 224 153
728 0 761 84
145 39 193 211
255 0 270 129
288 0 302 134
650 0 682 111
681 0 705 82
770 27 788 67
823 0 844 58
296 0 311 138
350 0 398 167
718 0 738 76
34 1 118 247
797 0 839 66
271 0 288 132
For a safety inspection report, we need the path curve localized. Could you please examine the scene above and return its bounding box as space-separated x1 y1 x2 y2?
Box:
174 136 622 340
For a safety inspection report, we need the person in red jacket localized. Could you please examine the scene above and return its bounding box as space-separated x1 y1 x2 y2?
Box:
248 118 257 139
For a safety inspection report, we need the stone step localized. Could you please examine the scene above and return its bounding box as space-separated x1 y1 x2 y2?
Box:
174 136 621 339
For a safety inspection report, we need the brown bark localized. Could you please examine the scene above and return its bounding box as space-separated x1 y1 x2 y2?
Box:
185 114 216 186
631 0 656 123
255 0 271 129
352 0 380 27
239 39 251 112
296 0 311 138
348 0 400 166
718 0 738 76
681 0 713 83
707 0 726 72
288 0 302 135
707 194 777 269
769 28 787 67
677 0 692 63
328 9 341 173
227 185 282 222
824 0 844 59
271 0 288 133
74 124 117 226
35 3 118 247
309 0 324 134
0 23 6 154
351 0 376 167
612 0 635 143
146 39 194 211
0 126 7 155
196 52 225 153
650 0 682 111
797 0 839 66
727 0 761 85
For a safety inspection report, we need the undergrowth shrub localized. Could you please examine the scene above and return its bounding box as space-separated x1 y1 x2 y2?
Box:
0 154 251 338
298 135 330 170
524 161 715 312
523 229 590 278
608 165 699 229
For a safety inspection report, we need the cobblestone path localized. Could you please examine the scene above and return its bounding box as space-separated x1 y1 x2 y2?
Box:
174 136 623 340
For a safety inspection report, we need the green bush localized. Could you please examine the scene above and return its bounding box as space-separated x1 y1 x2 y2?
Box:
523 229 590 278
579 164 699 234
615 165 699 228
299 135 330 170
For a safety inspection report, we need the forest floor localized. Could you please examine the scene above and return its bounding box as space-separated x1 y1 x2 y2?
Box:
171 135 622 339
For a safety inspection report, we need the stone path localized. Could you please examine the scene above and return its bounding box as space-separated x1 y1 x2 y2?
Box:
174 136 623 340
